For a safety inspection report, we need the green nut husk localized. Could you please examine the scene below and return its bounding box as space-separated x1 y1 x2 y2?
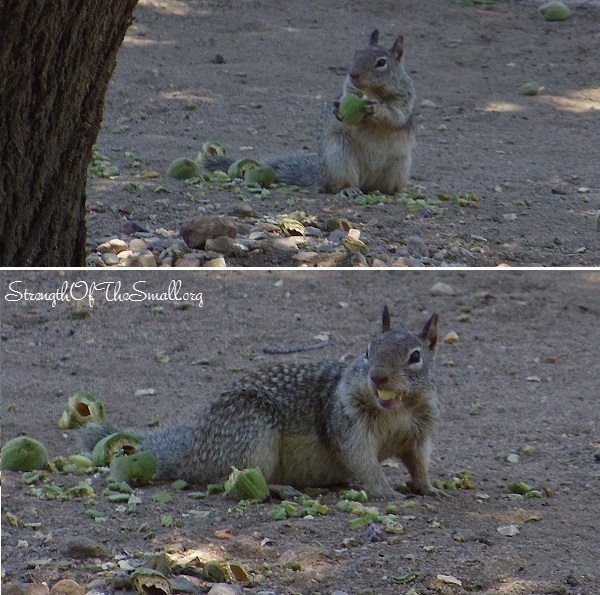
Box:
92 432 143 466
227 158 261 179
201 560 249 583
167 157 200 180
58 391 107 429
539 1 570 21
200 140 227 158
338 94 371 124
1 437 49 472
109 451 157 486
519 82 543 96
243 165 276 188
130 567 171 595
224 466 269 502
508 481 534 495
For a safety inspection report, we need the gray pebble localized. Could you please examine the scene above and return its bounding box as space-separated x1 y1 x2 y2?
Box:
207 585 242 595
430 281 456 296
228 204 257 218
101 252 120 266
135 249 157 267
406 235 429 258
129 238 147 253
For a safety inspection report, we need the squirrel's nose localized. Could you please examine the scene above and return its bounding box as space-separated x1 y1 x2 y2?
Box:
370 371 389 388
348 68 361 81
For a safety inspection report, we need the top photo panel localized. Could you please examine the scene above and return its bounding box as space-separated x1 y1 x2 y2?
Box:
2 0 599 268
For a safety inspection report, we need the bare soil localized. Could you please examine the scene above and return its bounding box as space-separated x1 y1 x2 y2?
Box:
84 0 600 267
2 270 599 594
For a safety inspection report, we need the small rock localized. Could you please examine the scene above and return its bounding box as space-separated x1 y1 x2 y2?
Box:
174 257 202 267
205 236 239 257
406 235 429 258
228 204 257 218
420 99 437 108
332 591 350 595
62 537 110 559
204 257 227 267
135 249 157 267
97 238 128 254
180 215 237 249
292 251 320 263
207 585 242 595
430 281 456 296
391 257 410 267
270 237 300 253
49 579 85 595
303 226 323 238
328 229 347 244
116 249 132 260
129 238 147 253
101 252 120 266
371 258 388 267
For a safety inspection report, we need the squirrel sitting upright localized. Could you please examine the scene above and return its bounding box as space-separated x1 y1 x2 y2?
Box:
203 29 416 196
84 306 440 498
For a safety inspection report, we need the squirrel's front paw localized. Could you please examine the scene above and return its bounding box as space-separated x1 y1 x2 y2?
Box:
361 100 379 115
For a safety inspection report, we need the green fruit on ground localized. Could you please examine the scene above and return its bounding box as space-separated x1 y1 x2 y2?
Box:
91 432 143 466
539 2 570 21
338 94 371 124
224 466 269 501
58 391 107 429
519 82 542 96
1 436 49 471
167 157 199 180
243 165 276 188
109 451 157 486
227 158 261 179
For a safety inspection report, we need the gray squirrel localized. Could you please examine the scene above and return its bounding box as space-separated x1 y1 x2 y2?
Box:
203 29 416 197
83 306 441 498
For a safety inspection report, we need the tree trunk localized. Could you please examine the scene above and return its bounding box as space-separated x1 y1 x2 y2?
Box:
0 0 138 266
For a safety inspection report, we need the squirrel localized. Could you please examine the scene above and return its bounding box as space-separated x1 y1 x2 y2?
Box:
202 29 416 197
83 306 440 499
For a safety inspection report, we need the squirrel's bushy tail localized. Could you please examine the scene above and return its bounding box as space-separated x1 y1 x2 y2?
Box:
202 153 319 188
82 422 196 480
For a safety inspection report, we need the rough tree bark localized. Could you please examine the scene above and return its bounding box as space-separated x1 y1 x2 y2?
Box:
0 0 138 266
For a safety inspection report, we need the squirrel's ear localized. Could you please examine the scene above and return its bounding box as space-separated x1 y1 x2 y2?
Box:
419 313 439 352
369 29 380 46
391 35 404 62
382 305 391 333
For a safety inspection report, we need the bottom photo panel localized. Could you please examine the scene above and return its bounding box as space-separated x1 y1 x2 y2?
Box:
1 270 598 595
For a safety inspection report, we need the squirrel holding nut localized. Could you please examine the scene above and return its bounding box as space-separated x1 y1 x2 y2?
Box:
84 306 440 499
203 29 416 197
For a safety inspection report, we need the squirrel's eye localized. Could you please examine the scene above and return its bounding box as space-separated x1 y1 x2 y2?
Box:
375 57 387 68
365 350 369 360
408 349 421 364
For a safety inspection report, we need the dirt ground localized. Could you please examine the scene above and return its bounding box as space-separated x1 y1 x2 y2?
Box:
84 0 600 267
1 270 599 594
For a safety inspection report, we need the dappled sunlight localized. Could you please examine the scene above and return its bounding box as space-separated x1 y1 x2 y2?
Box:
478 102 525 113
491 578 557 594
161 90 217 105
539 87 600 113
583 272 600 284
139 0 212 18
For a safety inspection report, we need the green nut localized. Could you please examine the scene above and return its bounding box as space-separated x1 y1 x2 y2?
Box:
58 391 107 429
227 158 261 179
519 82 543 96
539 2 570 21
224 466 269 502
109 451 157 486
243 165 276 188
91 432 143 466
166 157 200 180
338 94 371 124
1 437 49 472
